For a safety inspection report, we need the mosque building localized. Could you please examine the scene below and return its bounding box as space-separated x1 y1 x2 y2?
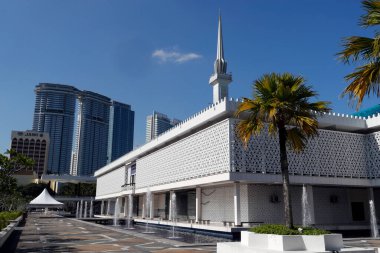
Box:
94 14 380 234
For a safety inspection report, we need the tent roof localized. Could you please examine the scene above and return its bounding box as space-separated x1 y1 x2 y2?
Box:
29 188 64 207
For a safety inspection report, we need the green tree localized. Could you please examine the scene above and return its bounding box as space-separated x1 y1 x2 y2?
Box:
338 0 380 108
0 150 34 211
235 73 331 228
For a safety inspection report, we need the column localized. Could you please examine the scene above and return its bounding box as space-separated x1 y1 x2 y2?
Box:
89 199 93 218
79 200 83 219
169 190 174 220
100 200 104 215
306 185 315 225
368 187 378 238
150 193 154 219
142 195 146 218
107 199 111 216
234 182 241 226
196 187 202 223
124 196 128 217
84 201 88 218
76 201 79 218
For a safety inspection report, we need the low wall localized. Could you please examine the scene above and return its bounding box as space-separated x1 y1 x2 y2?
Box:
0 215 23 248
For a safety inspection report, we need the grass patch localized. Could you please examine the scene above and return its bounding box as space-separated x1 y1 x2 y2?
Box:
249 224 330 235
0 211 22 230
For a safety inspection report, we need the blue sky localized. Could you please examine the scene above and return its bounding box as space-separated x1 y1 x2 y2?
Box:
0 0 377 152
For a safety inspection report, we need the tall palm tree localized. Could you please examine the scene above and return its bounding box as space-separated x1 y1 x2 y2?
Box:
338 0 380 108
235 73 331 228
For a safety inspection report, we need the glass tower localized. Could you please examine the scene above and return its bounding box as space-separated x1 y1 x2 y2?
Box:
32 83 78 175
71 91 111 176
145 111 181 142
107 101 135 163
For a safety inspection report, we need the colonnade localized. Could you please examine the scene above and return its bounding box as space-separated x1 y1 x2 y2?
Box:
75 199 94 218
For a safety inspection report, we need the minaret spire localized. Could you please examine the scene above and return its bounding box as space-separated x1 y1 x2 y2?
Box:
209 12 232 104
215 12 226 74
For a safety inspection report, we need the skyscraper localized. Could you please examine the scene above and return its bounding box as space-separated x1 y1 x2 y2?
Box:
71 91 111 176
145 111 181 142
10 130 49 178
33 83 78 175
33 83 134 176
107 101 135 163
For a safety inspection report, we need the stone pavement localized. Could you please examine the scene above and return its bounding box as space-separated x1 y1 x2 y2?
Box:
4 213 216 253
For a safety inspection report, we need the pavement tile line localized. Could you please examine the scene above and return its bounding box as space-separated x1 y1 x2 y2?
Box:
71 218 195 247
8 215 218 253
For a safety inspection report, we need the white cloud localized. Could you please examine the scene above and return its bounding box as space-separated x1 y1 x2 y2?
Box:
152 49 202 63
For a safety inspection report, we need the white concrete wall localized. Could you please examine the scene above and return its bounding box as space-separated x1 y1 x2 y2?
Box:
96 167 125 197
136 119 231 189
154 193 166 218
201 185 235 222
313 187 351 225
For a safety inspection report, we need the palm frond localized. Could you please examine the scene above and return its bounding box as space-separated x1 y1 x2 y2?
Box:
235 72 331 152
342 60 380 108
338 36 376 63
286 127 307 152
360 0 380 27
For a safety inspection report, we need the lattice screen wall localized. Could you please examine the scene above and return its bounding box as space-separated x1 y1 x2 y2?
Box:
136 119 231 189
96 166 125 196
231 119 372 178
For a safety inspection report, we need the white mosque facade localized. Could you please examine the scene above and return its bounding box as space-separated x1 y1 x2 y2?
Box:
94 15 380 233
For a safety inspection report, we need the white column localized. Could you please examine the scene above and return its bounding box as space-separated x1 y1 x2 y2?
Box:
369 187 375 202
100 200 104 215
306 185 315 225
84 201 88 218
79 200 83 219
150 193 154 219
169 190 174 220
107 199 111 215
124 196 128 217
142 195 146 218
76 201 80 218
234 182 241 226
196 187 202 223
89 200 93 218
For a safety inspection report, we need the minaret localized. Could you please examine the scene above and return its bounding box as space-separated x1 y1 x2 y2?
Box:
209 13 232 104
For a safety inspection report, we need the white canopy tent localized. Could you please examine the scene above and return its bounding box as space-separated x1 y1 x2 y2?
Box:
29 188 64 209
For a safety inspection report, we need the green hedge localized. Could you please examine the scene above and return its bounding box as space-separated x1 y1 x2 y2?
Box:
249 224 330 235
0 211 22 230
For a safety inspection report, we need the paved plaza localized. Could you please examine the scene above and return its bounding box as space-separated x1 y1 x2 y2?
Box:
3 214 216 252
4 214 380 252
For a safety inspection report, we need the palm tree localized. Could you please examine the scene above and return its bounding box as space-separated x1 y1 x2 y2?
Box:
338 0 380 108
235 73 331 228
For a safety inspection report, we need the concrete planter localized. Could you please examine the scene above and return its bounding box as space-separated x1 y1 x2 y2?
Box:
240 231 343 251
0 215 23 248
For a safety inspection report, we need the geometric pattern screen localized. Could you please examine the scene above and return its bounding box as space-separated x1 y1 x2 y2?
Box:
99 116 380 195
231 119 373 178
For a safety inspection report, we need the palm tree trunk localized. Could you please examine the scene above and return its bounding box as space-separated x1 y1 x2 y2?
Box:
278 125 294 228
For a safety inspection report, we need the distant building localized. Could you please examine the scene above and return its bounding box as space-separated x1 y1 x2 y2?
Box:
71 91 111 176
10 130 49 178
145 111 181 142
33 83 78 175
33 83 134 176
107 101 135 163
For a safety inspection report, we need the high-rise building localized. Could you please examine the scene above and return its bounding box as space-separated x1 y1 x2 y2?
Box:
33 83 134 176
71 91 111 176
33 83 78 175
145 111 181 142
107 101 135 163
10 130 50 178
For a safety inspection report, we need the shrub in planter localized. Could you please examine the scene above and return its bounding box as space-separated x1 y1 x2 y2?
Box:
249 224 330 235
0 211 22 230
